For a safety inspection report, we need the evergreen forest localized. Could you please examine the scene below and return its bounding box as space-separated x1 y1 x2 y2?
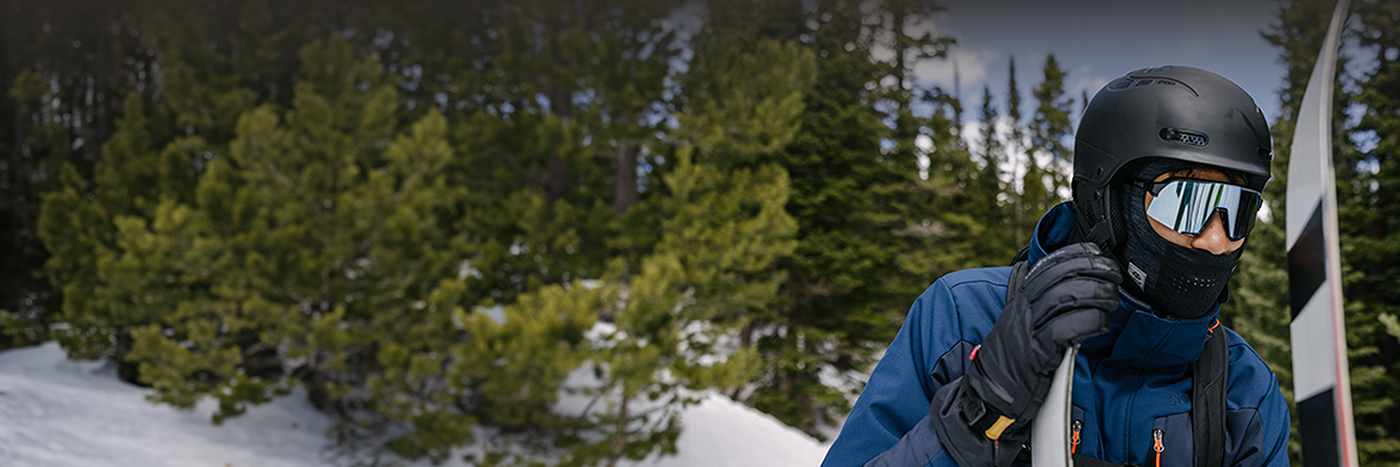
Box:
2 0 1399 465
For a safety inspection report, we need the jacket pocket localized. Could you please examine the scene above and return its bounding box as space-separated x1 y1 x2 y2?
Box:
1148 412 1192 467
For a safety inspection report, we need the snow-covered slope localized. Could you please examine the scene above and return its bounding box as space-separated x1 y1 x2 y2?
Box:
0 342 831 467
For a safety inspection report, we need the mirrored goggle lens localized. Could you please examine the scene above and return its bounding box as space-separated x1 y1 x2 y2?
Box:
1144 179 1262 241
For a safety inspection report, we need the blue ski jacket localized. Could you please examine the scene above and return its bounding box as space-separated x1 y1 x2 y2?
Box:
820 203 1290 467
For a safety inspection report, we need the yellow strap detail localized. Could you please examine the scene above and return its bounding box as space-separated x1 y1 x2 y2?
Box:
984 415 1016 440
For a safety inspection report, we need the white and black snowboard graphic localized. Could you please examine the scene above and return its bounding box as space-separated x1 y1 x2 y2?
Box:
1286 1 1359 466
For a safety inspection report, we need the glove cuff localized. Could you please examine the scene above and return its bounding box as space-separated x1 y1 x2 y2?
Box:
932 378 1033 467
961 390 1017 440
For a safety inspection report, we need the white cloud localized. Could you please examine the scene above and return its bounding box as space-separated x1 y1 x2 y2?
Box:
1069 60 1109 99
914 47 997 95
1069 66 1111 126
913 0 1285 123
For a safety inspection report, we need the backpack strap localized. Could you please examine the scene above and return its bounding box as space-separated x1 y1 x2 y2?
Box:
1006 260 1030 304
1192 320 1229 467
1005 246 1031 304
1011 246 1031 265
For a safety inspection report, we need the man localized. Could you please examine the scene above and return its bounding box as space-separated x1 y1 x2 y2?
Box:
820 66 1290 467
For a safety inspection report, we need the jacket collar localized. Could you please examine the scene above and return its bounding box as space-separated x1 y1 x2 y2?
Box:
1026 202 1218 370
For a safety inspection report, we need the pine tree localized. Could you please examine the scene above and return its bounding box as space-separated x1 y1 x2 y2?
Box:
550 29 811 466
1030 54 1074 203
26 2 813 463
443 5 812 464
1 0 147 348
1007 58 1024 152
38 31 481 460
1011 54 1073 246
1004 56 1044 246
917 80 986 274
450 280 602 465
977 85 1004 183
33 91 207 384
444 0 683 310
967 84 1016 259
696 0 967 437
877 0 954 175
11 0 318 368
870 0 984 326
559 149 795 467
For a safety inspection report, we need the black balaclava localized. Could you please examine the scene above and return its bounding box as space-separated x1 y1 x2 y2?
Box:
1114 160 1244 319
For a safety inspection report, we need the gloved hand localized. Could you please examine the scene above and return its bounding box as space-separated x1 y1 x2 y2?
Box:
932 242 1123 467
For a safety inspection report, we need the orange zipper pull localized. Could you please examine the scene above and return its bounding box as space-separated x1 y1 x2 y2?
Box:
1070 420 1082 454
1153 428 1164 467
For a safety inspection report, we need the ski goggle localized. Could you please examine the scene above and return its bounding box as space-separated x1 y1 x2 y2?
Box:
1141 178 1263 241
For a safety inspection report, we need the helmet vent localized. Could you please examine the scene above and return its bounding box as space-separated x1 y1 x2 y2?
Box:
1160 128 1208 147
1109 77 1179 91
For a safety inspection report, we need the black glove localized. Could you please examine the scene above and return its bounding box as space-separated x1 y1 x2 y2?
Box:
932 242 1122 467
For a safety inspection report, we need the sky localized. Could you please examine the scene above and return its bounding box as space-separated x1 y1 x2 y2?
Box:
910 0 1291 126
665 0 1312 126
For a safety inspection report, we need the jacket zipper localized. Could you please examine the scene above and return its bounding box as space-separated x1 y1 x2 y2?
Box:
1152 428 1164 467
1070 419 1082 454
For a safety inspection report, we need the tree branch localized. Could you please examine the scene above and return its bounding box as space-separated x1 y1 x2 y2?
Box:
502 154 549 189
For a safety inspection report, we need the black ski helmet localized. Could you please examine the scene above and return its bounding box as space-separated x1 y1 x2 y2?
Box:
1072 65 1273 252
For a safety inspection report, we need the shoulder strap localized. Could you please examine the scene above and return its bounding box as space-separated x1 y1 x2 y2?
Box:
1011 245 1031 265
1006 260 1029 304
1006 246 1032 303
1192 323 1230 467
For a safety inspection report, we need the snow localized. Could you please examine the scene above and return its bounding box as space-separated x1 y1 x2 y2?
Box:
0 342 832 467
653 392 830 467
